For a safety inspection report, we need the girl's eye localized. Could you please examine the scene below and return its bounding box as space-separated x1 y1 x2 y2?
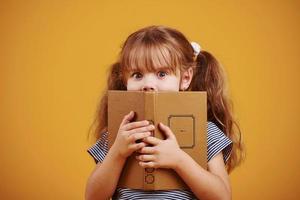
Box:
157 71 168 78
131 72 143 79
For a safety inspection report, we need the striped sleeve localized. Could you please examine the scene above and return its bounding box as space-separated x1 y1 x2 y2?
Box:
207 121 233 164
87 132 109 164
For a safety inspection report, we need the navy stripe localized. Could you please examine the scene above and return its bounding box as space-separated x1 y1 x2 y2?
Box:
207 122 232 163
87 121 233 199
87 132 108 163
115 188 196 199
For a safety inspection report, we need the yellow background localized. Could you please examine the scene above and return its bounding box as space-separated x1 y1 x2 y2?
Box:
1 0 299 199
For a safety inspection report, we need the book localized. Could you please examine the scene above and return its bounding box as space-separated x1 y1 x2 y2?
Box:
108 90 207 190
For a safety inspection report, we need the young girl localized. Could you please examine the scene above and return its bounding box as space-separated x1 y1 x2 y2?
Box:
85 25 244 200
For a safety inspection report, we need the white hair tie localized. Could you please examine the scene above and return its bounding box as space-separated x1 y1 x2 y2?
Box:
190 41 201 57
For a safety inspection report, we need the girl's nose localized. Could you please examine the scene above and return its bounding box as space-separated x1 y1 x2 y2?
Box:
141 75 157 91
142 85 155 91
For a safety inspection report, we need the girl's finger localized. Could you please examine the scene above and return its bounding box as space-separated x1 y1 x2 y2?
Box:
159 122 175 140
128 132 152 143
127 124 155 135
138 161 156 168
138 146 156 154
129 142 147 151
136 154 156 162
142 136 161 145
122 120 150 131
120 111 135 127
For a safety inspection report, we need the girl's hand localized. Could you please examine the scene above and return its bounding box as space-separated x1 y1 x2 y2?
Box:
111 111 155 160
136 122 184 169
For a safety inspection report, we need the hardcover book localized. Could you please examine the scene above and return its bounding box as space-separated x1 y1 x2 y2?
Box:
108 90 207 190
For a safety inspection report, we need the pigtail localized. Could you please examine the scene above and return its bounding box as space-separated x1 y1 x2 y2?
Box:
190 51 245 173
190 51 226 127
88 62 126 141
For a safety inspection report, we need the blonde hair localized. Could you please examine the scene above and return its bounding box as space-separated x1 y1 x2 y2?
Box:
88 25 245 173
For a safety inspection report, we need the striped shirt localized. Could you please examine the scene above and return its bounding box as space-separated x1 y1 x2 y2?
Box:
87 121 232 200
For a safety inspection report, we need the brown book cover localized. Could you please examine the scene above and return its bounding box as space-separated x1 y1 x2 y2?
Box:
108 90 207 190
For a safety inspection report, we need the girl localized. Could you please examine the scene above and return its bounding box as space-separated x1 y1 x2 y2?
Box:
85 25 244 200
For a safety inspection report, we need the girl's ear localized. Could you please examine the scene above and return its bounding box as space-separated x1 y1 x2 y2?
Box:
180 67 193 91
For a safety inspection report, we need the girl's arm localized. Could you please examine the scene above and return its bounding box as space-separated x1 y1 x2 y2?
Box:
174 151 231 200
85 147 126 200
137 122 231 200
85 111 155 200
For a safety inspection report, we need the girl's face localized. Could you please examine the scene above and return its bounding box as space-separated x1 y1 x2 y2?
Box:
126 67 193 92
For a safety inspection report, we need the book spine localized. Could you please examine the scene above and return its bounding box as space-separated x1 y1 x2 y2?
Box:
143 92 156 190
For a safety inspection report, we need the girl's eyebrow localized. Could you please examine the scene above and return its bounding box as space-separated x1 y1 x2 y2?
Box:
128 66 172 73
155 66 171 71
